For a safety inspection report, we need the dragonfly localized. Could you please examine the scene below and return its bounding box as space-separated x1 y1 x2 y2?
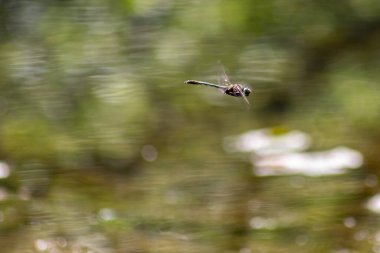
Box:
185 64 251 105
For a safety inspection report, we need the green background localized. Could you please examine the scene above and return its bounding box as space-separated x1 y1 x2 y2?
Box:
0 0 380 252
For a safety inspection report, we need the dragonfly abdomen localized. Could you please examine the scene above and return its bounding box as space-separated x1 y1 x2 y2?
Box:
185 80 202 85
184 80 224 89
225 85 251 97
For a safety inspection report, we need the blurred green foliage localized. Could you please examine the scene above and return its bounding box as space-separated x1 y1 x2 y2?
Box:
0 0 379 252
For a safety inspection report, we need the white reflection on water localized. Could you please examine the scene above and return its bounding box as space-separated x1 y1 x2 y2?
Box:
366 194 380 214
249 216 277 230
343 216 357 228
34 239 49 251
225 128 363 177
254 147 363 176
141 144 158 162
224 128 311 155
239 247 252 253
0 161 10 179
98 208 116 221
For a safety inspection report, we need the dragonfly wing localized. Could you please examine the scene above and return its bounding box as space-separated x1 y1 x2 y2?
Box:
242 93 250 105
218 61 231 85
218 87 228 94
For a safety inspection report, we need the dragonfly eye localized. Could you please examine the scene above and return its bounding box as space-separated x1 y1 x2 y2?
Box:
243 88 251 96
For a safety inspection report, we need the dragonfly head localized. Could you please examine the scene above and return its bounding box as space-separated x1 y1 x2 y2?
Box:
243 87 251 97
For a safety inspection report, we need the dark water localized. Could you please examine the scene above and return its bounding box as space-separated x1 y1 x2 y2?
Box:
1 1 380 253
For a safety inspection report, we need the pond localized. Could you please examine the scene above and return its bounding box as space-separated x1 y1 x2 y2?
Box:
0 1 380 253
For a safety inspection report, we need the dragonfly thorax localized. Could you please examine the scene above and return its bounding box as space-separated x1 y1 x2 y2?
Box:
225 84 251 97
